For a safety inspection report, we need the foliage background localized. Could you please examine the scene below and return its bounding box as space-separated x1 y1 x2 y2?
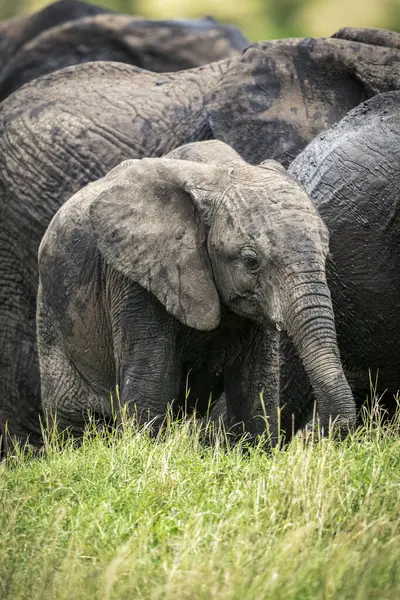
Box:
1 0 400 41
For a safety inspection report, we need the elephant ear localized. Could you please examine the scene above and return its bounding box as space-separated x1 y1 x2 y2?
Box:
87 157 225 331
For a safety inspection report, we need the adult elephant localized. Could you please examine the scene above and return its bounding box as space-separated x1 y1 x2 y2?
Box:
0 1 248 101
0 10 248 101
1 28 400 448
0 0 111 74
279 90 400 434
36 140 355 444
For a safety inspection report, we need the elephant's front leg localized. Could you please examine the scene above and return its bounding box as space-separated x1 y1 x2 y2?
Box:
224 326 280 446
112 284 182 432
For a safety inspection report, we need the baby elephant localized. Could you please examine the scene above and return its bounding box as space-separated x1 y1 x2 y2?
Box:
37 141 356 444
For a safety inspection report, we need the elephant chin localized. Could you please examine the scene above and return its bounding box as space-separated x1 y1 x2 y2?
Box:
229 295 264 322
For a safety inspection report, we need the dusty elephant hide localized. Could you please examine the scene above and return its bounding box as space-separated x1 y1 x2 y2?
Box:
281 90 400 430
0 0 248 101
0 0 111 72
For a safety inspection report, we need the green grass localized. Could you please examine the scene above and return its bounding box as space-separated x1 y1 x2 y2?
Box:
1 414 400 600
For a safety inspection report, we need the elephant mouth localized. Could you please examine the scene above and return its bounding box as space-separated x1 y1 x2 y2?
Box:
228 294 281 330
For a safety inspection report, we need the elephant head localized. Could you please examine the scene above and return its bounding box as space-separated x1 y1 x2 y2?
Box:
70 140 355 434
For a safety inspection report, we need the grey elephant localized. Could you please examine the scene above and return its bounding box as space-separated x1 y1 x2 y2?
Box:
273 90 400 434
0 11 248 102
36 141 355 444
1 27 400 449
0 0 111 73
0 1 248 101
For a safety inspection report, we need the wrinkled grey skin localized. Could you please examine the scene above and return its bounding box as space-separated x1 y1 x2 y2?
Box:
36 140 355 445
279 90 400 432
331 26 400 48
0 0 110 73
0 5 248 101
1 27 400 449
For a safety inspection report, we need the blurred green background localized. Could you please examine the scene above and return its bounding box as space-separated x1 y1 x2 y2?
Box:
2 0 400 40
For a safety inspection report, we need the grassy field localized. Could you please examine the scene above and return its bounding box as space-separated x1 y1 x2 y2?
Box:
1 414 400 600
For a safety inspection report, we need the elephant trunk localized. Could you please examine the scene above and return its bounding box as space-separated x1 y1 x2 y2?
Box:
280 266 356 434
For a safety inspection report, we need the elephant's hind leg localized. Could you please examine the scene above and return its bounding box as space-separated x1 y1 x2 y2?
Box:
37 288 107 441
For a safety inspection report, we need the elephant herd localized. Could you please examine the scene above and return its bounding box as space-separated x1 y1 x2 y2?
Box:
1 0 400 454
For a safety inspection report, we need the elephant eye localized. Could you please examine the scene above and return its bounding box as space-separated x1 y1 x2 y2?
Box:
239 248 260 272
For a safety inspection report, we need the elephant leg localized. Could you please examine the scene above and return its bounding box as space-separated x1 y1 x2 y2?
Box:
115 342 182 434
208 394 230 428
0 228 43 450
278 336 314 442
40 351 106 440
179 365 224 417
113 285 182 434
39 340 106 440
224 326 280 446
37 289 104 439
